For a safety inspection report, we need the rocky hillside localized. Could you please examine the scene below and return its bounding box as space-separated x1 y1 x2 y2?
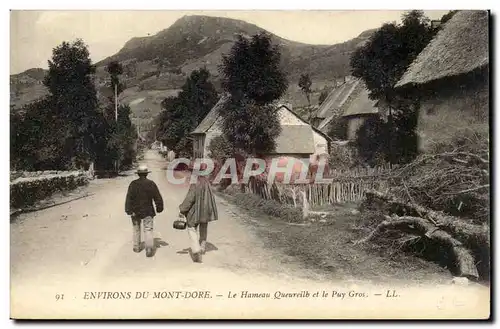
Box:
10 15 376 133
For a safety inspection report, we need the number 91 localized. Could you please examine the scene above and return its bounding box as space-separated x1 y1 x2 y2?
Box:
55 294 64 301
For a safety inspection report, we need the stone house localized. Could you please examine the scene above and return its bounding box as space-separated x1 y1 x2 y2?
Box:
395 10 489 152
191 96 331 165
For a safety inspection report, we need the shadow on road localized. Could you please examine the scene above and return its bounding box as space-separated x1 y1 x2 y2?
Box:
143 238 169 257
176 242 218 255
176 248 190 255
205 242 218 253
154 238 168 248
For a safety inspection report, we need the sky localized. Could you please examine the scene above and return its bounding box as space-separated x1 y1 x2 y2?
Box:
10 10 450 74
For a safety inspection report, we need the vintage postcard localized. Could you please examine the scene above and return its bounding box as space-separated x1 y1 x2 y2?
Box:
9 9 490 320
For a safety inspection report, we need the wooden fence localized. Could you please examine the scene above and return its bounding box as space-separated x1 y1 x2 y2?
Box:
325 163 397 178
244 165 398 208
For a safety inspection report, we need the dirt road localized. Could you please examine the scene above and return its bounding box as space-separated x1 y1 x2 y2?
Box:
10 151 489 319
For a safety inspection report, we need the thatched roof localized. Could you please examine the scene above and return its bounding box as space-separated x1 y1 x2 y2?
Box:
315 79 360 119
396 10 489 88
341 87 378 118
316 80 378 132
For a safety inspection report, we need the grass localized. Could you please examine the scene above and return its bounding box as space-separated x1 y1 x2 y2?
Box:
217 189 452 284
226 191 303 223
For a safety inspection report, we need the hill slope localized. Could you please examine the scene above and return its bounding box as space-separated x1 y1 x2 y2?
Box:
10 15 376 134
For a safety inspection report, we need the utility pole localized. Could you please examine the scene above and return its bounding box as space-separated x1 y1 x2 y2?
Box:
388 104 393 165
114 82 119 174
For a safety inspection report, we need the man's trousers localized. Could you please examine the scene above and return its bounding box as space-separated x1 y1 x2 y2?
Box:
132 216 154 251
187 223 207 254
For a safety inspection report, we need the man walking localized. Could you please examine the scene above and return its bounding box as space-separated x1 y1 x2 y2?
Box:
125 165 164 257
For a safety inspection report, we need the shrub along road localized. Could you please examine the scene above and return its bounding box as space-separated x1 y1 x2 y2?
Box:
10 150 486 319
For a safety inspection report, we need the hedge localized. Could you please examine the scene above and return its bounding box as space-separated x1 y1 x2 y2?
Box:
10 171 89 209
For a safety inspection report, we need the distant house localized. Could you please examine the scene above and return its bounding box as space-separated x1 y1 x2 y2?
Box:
313 77 359 131
191 96 332 164
314 77 379 141
341 87 379 140
395 10 489 152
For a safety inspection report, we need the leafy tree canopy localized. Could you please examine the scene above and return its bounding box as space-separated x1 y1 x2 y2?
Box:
106 60 125 94
218 32 287 156
219 32 288 105
298 73 312 102
318 89 329 106
156 67 219 156
43 39 104 168
350 10 435 101
219 97 282 156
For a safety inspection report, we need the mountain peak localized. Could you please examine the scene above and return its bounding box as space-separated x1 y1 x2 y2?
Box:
101 15 272 66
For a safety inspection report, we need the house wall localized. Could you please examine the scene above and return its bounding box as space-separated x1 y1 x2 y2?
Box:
198 106 330 160
413 68 489 152
202 117 223 158
193 134 205 158
346 116 367 141
311 130 328 163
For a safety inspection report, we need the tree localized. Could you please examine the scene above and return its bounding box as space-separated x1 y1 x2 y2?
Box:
43 39 105 169
106 61 124 121
389 99 419 164
220 32 288 106
207 135 236 188
351 10 436 99
299 73 312 103
327 118 348 141
299 73 313 121
105 60 131 172
156 68 218 156
105 104 138 169
354 116 387 166
318 89 329 106
207 135 233 161
218 32 287 156
350 10 435 164
351 15 434 101
11 97 69 170
220 97 282 156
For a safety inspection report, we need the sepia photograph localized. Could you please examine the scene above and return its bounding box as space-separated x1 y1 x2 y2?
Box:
9 7 491 320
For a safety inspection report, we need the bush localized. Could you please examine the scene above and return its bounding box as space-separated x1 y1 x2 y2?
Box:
10 171 89 209
207 135 233 161
327 117 348 140
354 116 388 166
328 142 359 170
